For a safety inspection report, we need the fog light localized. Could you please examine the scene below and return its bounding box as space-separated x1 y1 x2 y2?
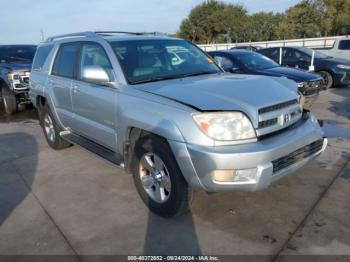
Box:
213 168 257 183
234 168 258 182
213 170 236 182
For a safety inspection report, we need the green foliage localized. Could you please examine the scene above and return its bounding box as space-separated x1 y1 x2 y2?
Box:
177 0 350 43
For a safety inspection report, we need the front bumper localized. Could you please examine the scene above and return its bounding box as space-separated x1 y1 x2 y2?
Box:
333 69 350 86
169 113 326 192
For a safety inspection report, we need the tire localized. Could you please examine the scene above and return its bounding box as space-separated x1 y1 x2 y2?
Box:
41 104 71 150
318 71 333 89
130 135 192 218
2 88 17 115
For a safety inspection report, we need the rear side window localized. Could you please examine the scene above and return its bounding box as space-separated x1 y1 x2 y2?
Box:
52 43 79 78
338 40 350 50
261 48 279 62
32 45 53 71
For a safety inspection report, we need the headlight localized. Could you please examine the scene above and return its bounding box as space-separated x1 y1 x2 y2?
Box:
337 64 350 70
7 72 15 81
193 112 256 141
297 82 305 88
7 72 21 81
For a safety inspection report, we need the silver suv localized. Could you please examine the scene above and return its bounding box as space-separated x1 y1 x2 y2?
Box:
30 32 327 217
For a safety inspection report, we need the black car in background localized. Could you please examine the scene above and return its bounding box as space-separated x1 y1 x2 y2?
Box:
0 45 36 114
258 46 350 89
230 45 262 52
208 49 324 108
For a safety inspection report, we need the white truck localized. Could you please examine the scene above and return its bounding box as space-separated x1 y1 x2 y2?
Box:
318 37 350 60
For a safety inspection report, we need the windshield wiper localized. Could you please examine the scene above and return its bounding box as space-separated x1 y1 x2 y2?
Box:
180 71 216 77
131 75 180 85
131 71 216 85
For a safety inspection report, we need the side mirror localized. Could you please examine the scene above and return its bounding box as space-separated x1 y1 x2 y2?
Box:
81 65 110 85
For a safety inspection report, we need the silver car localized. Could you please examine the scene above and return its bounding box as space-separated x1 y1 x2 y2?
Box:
30 32 327 217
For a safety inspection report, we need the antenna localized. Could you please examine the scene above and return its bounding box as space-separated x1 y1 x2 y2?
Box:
40 29 45 42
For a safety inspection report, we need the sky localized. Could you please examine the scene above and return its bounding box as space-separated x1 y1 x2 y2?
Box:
0 0 300 44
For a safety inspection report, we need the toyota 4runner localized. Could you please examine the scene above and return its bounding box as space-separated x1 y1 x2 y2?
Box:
30 32 327 217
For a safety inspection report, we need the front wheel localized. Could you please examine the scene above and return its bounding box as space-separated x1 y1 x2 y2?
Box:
2 88 17 115
130 135 192 217
318 71 333 89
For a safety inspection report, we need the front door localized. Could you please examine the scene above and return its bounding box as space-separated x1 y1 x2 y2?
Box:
70 42 117 150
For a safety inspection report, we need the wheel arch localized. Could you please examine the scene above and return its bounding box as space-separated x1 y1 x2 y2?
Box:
123 127 175 174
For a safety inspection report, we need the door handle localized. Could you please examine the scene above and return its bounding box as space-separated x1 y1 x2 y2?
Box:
72 85 81 93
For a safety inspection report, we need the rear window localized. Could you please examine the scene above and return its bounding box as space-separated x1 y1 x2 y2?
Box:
32 45 53 71
338 40 350 50
52 43 79 78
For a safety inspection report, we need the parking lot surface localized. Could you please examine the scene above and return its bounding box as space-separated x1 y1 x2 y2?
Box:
0 88 349 261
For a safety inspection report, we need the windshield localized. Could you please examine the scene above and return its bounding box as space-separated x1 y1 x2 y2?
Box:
234 52 279 70
110 39 221 84
0 46 36 64
297 47 331 59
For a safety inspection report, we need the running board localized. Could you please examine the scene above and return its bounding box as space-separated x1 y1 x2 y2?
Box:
60 131 125 169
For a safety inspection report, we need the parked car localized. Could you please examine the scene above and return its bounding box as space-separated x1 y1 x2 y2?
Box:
231 45 262 52
258 46 350 89
30 32 327 217
317 37 350 60
208 50 325 109
0 45 36 114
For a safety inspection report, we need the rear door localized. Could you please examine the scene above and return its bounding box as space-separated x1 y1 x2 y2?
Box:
70 42 117 150
49 43 80 127
282 48 311 70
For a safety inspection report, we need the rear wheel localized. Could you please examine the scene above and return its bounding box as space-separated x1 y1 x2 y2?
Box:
41 104 71 150
318 71 333 89
2 88 17 115
130 135 192 217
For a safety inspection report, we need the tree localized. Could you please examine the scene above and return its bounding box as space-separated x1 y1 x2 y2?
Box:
247 12 285 41
279 0 320 39
177 0 350 44
177 0 248 44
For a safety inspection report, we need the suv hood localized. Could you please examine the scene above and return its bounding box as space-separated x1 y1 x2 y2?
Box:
258 66 321 83
137 73 298 125
0 62 32 71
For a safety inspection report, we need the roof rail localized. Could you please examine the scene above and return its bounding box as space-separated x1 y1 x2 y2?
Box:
46 31 96 42
94 31 167 36
45 31 168 42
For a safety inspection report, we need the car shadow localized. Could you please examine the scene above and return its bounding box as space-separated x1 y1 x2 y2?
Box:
0 132 38 226
143 211 202 255
0 101 38 123
327 88 350 121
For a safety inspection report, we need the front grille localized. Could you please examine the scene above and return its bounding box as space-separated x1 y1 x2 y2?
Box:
259 118 278 129
22 77 29 84
257 99 302 137
272 139 324 174
258 99 298 114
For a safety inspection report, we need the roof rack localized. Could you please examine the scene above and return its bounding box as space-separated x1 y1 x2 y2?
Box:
46 31 96 42
46 31 167 42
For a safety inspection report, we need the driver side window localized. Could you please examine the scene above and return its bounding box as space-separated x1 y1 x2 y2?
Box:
78 43 113 81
